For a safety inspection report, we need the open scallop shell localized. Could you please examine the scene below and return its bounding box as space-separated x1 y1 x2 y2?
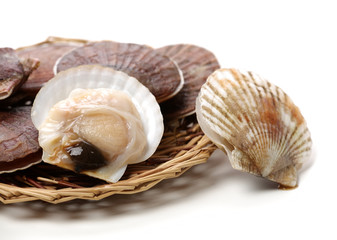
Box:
196 68 312 187
156 44 220 119
16 36 88 94
31 65 164 182
54 41 184 103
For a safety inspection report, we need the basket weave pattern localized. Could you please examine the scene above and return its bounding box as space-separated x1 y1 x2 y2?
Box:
0 119 215 204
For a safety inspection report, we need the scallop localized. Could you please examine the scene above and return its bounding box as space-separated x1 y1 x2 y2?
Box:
54 41 184 103
31 65 164 183
196 68 312 187
155 44 220 119
0 106 41 173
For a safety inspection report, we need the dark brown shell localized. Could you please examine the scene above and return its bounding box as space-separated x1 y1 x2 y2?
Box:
0 48 39 100
55 41 183 103
155 44 220 119
0 106 41 173
16 37 87 94
0 151 41 174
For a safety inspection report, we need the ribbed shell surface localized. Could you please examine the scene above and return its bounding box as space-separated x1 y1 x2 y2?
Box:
55 41 184 103
196 68 312 187
0 106 41 173
155 44 220 119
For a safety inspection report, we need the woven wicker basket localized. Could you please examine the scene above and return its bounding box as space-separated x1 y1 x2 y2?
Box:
0 117 215 204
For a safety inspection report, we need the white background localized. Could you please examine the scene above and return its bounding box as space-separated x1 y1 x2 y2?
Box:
1 0 336 239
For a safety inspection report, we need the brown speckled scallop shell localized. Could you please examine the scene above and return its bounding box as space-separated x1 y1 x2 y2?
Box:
156 44 220 119
55 41 184 103
0 106 41 173
16 37 88 94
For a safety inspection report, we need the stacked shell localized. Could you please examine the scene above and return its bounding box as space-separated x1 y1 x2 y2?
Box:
1 36 222 182
0 47 40 173
196 68 312 187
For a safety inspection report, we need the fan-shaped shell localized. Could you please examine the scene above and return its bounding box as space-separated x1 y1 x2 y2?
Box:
16 37 87 94
0 106 41 173
55 41 184 103
155 44 220 119
31 65 164 182
196 68 312 187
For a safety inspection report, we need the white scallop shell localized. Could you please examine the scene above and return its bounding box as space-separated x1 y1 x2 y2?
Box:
31 65 164 182
196 68 312 187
